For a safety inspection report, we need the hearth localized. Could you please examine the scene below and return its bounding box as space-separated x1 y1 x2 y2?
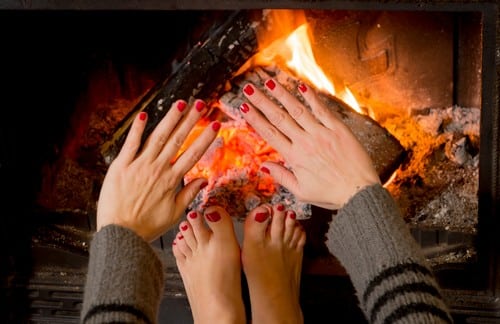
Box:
1 2 498 323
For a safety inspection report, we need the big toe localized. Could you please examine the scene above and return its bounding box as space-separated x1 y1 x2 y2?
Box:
244 204 272 243
203 206 237 241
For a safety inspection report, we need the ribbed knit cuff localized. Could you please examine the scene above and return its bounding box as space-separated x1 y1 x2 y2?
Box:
81 224 165 324
326 184 426 295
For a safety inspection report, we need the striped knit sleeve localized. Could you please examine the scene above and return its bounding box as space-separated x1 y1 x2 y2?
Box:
326 184 453 324
81 224 165 324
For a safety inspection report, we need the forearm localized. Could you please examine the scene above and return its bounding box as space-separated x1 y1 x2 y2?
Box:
81 225 165 324
326 184 453 324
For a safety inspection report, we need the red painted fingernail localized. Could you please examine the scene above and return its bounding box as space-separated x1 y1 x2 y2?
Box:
243 84 254 96
195 100 205 112
199 181 208 190
181 224 188 231
260 166 270 174
139 112 147 121
288 211 296 220
188 211 197 219
205 211 221 222
298 83 307 93
178 235 184 240
265 79 276 90
240 103 250 113
212 121 221 132
177 101 187 112
277 203 285 211
255 211 269 223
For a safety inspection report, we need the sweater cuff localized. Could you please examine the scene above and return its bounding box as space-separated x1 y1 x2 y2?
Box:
326 184 426 293
81 224 165 324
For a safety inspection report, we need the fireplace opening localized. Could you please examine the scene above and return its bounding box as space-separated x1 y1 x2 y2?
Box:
1 5 498 323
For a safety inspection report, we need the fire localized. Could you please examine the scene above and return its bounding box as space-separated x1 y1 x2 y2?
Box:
182 10 364 215
253 13 362 113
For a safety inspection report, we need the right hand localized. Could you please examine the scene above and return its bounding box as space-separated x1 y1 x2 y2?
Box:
240 80 381 210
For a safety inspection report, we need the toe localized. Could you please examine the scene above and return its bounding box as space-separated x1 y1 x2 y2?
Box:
270 203 286 241
283 210 297 244
174 232 192 258
186 210 210 244
290 225 306 250
179 220 196 250
203 206 237 241
244 204 272 243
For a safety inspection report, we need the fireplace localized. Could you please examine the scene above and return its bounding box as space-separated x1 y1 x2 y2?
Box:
1 2 498 323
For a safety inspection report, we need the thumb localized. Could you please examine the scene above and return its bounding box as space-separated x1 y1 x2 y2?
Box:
261 162 301 196
175 178 207 212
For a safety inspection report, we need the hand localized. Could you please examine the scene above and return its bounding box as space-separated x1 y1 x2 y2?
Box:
240 80 380 210
97 99 220 242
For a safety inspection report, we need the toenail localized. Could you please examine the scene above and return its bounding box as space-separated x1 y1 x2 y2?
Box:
181 224 188 231
188 211 197 219
178 235 184 240
255 211 269 223
287 211 296 220
205 211 221 222
276 203 285 211
172 241 176 245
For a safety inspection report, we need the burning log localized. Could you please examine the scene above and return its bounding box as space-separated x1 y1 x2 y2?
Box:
220 66 407 182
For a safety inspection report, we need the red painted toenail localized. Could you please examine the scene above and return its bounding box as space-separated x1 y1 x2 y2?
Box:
298 83 307 93
288 211 296 220
277 204 285 211
199 181 208 190
172 241 176 245
181 225 188 231
206 211 221 222
195 100 206 112
255 212 269 223
260 166 270 174
188 211 197 219
178 235 184 240
139 111 147 121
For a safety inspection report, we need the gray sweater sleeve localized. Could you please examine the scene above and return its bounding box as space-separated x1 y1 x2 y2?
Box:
81 225 164 324
326 184 453 324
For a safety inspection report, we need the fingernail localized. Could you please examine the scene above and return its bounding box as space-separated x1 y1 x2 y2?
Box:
212 121 221 132
276 203 285 211
177 100 187 112
298 83 307 93
260 166 270 174
181 224 188 231
206 211 221 222
243 84 254 96
288 211 296 220
139 112 147 121
265 79 276 90
199 181 208 190
188 211 197 219
195 100 206 112
255 211 269 223
240 102 250 113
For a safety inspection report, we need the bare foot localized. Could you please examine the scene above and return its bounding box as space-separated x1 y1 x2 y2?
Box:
242 203 306 324
173 206 246 324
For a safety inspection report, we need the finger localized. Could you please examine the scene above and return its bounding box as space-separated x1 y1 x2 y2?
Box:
156 99 207 164
116 111 148 165
142 99 190 160
297 83 346 132
242 83 303 138
175 178 208 215
239 101 292 156
171 120 220 175
260 161 301 198
263 78 319 131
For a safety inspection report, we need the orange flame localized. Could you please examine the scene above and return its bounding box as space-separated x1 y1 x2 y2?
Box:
254 13 362 114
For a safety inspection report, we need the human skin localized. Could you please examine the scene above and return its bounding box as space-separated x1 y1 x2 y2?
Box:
96 99 220 242
240 79 381 210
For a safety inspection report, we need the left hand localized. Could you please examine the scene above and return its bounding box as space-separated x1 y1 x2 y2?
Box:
96 99 219 242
